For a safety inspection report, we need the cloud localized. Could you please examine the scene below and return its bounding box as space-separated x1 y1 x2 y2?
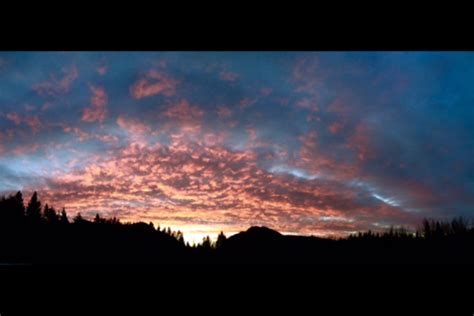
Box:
161 99 204 136
29 129 419 237
219 70 239 82
33 65 78 97
12 143 40 156
239 98 257 109
4 112 42 134
163 99 203 120
98 66 107 75
116 116 151 135
63 125 119 145
63 126 91 142
292 57 321 94
328 122 344 135
217 106 232 119
82 85 108 123
97 61 107 76
6 112 21 125
23 116 43 134
347 122 376 162
130 70 177 99
296 97 319 112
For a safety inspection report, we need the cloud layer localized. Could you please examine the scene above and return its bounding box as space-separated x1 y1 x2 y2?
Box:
1 52 474 241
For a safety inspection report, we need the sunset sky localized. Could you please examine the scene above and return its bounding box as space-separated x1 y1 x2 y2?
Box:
1 52 473 243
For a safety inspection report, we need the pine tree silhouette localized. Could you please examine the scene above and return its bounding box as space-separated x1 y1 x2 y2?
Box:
44 204 59 223
73 212 85 223
13 191 25 220
60 208 69 224
25 192 42 223
202 236 212 249
216 231 227 248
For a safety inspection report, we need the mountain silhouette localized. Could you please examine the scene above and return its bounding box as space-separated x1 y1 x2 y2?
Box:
227 226 282 243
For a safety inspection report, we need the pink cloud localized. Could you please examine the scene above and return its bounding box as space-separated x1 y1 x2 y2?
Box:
328 122 344 135
97 63 107 76
296 97 319 112
217 106 232 119
13 143 40 156
219 70 239 82
63 125 119 144
63 127 90 142
6 112 21 125
292 57 321 94
116 116 151 135
239 98 257 109
5 112 42 134
33 66 78 97
130 70 177 99
24 116 42 134
36 134 415 237
95 134 119 144
163 99 204 122
294 129 358 181
82 85 108 123
347 123 376 162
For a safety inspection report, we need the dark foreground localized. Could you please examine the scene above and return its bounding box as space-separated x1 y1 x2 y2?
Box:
3 220 474 264
2 191 474 264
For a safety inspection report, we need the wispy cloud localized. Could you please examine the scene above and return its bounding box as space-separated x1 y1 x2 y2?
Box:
82 85 108 123
33 65 78 97
130 69 178 99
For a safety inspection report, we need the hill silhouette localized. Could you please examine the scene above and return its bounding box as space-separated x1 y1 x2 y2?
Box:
1 191 474 264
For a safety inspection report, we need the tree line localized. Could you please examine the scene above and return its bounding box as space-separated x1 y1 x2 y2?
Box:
1 190 473 264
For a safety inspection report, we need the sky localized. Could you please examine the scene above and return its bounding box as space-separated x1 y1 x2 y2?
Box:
0 52 473 243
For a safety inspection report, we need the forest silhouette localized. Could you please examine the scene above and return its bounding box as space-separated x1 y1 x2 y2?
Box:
1 191 474 264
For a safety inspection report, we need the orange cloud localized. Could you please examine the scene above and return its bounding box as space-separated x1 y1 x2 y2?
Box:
130 70 177 99
82 85 108 123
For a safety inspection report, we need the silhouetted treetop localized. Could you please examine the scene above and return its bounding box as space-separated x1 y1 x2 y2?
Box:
26 191 42 223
